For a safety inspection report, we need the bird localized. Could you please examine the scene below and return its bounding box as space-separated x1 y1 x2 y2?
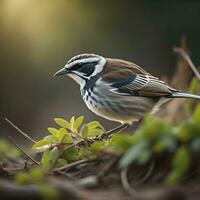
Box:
54 53 200 139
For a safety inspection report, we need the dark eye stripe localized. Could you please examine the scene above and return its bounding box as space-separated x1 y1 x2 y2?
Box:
79 62 97 76
70 61 98 77
70 63 82 71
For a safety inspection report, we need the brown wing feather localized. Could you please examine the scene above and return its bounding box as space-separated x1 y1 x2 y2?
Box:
103 58 148 77
101 58 178 97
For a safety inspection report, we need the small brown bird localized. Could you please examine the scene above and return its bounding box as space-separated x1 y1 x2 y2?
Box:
54 54 200 138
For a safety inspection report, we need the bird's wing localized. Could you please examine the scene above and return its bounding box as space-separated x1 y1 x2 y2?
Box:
101 58 177 97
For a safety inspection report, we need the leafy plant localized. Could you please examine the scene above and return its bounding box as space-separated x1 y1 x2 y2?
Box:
113 104 200 185
32 116 105 170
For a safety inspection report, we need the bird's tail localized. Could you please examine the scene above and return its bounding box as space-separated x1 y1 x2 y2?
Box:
171 92 200 100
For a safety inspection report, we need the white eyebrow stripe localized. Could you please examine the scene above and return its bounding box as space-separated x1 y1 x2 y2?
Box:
90 57 106 77
67 54 98 64
65 57 100 69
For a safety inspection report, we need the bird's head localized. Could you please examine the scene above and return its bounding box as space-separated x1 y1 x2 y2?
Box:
54 54 106 88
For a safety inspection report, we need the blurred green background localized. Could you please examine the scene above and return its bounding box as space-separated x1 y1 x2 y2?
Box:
0 0 200 141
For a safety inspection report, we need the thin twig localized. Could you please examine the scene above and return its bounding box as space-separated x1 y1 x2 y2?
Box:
53 158 96 172
5 118 36 144
174 46 200 80
64 136 105 151
64 139 89 151
133 161 155 186
75 175 98 188
98 156 118 178
8 136 39 165
121 167 141 199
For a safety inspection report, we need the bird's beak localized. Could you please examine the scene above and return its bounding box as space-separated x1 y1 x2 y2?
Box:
54 67 69 76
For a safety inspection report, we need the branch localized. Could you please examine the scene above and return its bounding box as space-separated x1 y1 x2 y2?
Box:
5 118 36 144
8 136 39 165
53 158 96 172
174 46 200 80
0 179 81 200
133 161 155 186
98 156 118 178
120 167 142 199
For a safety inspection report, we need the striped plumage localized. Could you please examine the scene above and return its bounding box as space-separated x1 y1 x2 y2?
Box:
54 54 200 125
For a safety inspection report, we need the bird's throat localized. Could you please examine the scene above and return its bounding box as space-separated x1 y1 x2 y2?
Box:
68 74 86 89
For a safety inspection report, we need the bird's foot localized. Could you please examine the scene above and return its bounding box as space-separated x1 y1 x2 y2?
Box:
88 123 130 143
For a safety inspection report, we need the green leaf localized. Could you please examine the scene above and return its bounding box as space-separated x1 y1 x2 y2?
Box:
78 147 92 157
62 148 80 161
87 121 104 131
32 139 51 149
188 77 199 94
87 121 100 129
41 150 51 170
10 147 21 157
172 146 191 175
62 134 73 143
57 128 67 142
80 124 88 138
166 146 191 185
15 172 31 185
165 171 180 185
119 140 148 168
154 137 177 153
30 168 45 183
74 116 84 129
54 118 70 129
193 105 200 126
41 147 60 170
47 128 58 137
112 134 137 152
49 147 59 166
90 141 105 154
137 149 152 164
70 116 75 130
178 120 199 142
44 135 59 143
87 128 103 136
142 116 172 139
184 78 199 112
0 140 10 156
57 159 68 167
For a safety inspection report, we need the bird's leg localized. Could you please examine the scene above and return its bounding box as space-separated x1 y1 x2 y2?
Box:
129 118 144 135
92 123 130 141
117 123 130 133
